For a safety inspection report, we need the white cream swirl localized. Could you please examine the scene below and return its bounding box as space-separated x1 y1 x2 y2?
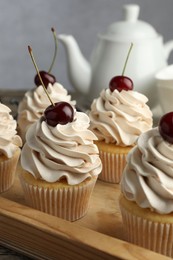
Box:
0 103 22 157
121 127 173 214
21 111 102 185
88 88 153 146
17 83 76 140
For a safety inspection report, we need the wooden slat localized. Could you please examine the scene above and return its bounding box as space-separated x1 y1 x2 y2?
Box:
0 197 170 260
0 166 171 260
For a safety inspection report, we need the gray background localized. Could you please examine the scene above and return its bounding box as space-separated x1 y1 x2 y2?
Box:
1 0 173 92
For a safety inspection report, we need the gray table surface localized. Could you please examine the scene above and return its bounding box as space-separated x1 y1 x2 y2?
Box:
0 245 33 259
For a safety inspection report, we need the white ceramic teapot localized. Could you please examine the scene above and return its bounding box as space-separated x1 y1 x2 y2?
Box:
58 4 173 108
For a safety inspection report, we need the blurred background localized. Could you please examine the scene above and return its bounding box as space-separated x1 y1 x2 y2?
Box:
0 0 173 92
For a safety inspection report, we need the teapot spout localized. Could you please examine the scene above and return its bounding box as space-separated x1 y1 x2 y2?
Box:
58 34 91 94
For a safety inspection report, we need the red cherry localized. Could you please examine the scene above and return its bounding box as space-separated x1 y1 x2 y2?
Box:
109 76 133 92
159 112 173 144
44 101 74 126
34 70 56 88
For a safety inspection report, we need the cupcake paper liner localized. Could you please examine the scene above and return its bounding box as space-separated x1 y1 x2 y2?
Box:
0 149 20 193
120 202 173 257
20 175 97 222
98 151 127 184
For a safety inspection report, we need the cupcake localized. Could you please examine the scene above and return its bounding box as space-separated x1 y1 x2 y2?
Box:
17 82 76 142
88 43 153 183
18 28 76 142
0 103 22 193
20 101 102 221
119 112 173 257
88 83 153 183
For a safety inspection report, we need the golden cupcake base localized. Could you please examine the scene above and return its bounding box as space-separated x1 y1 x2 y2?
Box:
119 194 173 258
20 171 97 222
0 149 20 193
95 141 132 184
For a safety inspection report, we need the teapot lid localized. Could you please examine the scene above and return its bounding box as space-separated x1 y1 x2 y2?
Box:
102 4 158 41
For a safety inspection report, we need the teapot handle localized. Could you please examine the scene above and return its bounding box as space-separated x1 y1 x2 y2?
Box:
164 40 173 60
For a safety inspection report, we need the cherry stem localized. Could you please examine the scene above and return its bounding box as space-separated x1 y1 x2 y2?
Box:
48 27 58 73
28 46 55 106
122 42 133 76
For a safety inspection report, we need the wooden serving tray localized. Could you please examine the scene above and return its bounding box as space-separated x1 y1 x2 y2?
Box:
0 165 170 260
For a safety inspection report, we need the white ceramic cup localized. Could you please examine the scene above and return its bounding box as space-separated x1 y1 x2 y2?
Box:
155 65 173 114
